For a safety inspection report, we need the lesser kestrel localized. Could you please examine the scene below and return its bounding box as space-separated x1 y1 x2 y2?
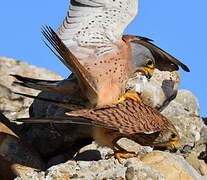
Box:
16 95 179 163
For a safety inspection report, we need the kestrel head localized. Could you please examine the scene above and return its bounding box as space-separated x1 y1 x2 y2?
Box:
122 36 156 79
151 128 180 152
131 122 180 152
133 56 155 79
122 34 190 111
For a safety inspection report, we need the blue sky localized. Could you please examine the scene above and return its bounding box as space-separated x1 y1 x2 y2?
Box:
0 1 206 117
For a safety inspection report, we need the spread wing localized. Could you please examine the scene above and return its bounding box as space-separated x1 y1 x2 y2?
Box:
57 0 138 56
42 26 98 101
11 74 63 92
16 99 167 135
11 74 80 98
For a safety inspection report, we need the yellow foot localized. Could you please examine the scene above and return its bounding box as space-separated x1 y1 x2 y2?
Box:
106 151 139 164
118 96 126 103
118 92 141 103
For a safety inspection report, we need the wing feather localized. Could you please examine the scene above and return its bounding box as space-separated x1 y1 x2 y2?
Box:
16 99 168 135
57 0 138 56
42 25 98 101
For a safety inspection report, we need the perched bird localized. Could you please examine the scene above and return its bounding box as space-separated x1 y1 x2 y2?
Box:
16 97 180 163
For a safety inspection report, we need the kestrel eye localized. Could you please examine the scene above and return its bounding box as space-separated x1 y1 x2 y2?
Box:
146 59 154 68
147 60 152 65
170 133 177 140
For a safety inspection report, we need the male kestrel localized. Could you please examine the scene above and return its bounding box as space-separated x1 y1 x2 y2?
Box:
12 0 189 111
12 34 189 111
42 0 190 108
16 96 179 163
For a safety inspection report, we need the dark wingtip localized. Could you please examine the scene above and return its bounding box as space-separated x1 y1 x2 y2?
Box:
181 64 190 72
136 36 154 42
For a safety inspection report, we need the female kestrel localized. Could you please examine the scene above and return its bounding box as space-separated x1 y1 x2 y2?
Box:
16 96 179 163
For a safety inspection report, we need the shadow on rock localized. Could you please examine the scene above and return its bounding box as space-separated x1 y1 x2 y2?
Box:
74 150 102 161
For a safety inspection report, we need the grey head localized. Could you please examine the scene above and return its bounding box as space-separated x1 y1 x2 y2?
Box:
129 36 190 72
131 41 156 71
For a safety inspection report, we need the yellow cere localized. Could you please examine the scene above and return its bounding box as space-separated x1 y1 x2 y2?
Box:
144 67 154 76
170 141 180 149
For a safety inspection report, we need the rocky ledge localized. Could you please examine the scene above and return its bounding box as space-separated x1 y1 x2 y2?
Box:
0 56 206 180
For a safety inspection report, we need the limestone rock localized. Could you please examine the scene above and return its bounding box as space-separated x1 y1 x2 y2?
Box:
0 112 45 179
162 90 205 154
142 151 205 180
16 150 206 180
185 151 207 176
162 89 199 117
161 90 207 176
16 158 166 180
0 56 62 120
1 57 206 179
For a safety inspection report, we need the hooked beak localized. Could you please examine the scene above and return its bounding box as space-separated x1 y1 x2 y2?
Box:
144 67 154 79
169 141 180 152
152 140 180 152
133 67 154 79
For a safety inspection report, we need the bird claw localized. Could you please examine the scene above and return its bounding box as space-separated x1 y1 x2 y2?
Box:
118 92 141 103
105 151 140 164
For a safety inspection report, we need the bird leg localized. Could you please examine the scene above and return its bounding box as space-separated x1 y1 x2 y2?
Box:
118 92 141 103
106 137 140 164
112 150 137 164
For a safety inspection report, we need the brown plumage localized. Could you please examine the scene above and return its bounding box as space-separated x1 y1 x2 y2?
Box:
16 97 179 163
11 0 187 163
42 26 135 108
